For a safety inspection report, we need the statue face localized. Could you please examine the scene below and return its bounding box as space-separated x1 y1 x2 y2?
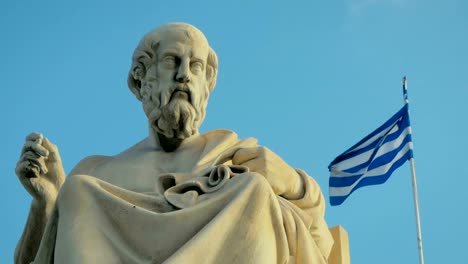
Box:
156 30 210 104
141 29 211 140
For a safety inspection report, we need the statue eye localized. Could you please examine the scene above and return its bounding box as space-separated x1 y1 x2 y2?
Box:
162 56 176 68
191 62 203 74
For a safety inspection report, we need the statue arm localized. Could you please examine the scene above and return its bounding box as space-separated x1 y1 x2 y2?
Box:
231 146 306 199
14 153 109 264
286 169 334 259
14 200 54 264
14 133 64 264
286 169 326 215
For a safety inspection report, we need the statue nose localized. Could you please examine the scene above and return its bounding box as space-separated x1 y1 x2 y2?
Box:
176 62 191 83
176 74 190 83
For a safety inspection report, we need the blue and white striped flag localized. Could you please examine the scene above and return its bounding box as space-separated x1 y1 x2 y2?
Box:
328 104 414 206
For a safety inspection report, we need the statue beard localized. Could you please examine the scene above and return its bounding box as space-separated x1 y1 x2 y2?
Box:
157 96 196 139
141 78 208 140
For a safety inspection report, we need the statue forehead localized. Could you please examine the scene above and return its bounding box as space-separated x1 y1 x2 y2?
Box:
145 23 209 52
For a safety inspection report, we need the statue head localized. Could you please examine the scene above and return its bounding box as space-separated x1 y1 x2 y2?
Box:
128 23 218 150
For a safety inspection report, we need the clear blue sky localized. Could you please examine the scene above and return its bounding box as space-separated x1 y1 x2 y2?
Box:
1 0 467 263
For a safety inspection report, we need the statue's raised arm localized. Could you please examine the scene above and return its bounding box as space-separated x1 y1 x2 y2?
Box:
14 132 65 264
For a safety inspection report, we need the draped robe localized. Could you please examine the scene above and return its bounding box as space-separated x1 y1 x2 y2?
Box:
33 130 333 264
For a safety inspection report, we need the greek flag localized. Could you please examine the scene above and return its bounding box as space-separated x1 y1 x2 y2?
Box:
328 104 414 206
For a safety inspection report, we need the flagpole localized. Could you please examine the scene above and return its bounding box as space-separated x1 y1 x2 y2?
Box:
403 76 425 264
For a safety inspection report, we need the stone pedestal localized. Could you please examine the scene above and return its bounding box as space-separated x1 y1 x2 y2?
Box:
329 225 350 264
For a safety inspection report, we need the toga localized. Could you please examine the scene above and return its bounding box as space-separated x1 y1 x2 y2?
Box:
33 130 333 264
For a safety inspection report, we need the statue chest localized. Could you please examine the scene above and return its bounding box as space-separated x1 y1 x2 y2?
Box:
90 151 201 193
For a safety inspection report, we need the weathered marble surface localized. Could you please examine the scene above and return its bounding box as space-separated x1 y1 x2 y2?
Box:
15 23 334 264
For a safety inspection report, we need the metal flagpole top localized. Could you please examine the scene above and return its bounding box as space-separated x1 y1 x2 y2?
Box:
403 76 409 104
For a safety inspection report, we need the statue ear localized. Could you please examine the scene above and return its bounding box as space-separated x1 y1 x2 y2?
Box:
127 42 159 101
128 67 143 101
206 48 218 92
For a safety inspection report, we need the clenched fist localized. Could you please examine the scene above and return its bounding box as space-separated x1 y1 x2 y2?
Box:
232 146 304 200
15 132 65 205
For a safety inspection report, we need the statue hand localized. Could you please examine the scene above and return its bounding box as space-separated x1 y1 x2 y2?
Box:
16 132 66 205
232 146 304 199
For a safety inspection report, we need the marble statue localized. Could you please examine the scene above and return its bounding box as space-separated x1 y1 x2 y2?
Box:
15 23 334 264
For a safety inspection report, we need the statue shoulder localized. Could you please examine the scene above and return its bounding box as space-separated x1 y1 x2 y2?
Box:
203 129 258 146
69 155 113 176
